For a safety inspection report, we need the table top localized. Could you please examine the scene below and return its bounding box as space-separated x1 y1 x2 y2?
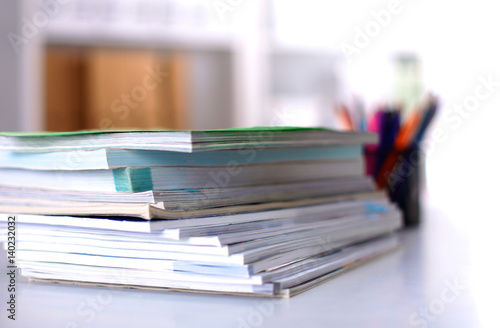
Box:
0 197 497 328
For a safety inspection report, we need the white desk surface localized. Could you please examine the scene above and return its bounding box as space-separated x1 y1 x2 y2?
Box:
0 198 497 328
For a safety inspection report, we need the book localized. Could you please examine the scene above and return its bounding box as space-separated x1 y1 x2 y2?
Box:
0 127 377 152
0 158 364 192
0 192 391 229
0 191 387 221
0 177 374 209
16 235 398 297
6 210 400 269
6 209 394 251
0 145 362 170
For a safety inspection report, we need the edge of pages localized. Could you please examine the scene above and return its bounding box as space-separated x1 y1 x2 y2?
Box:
21 241 400 298
0 127 331 138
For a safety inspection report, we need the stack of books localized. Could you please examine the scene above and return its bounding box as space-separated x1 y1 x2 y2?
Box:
0 127 402 297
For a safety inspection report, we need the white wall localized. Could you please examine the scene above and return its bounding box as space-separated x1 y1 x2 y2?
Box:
0 0 42 132
273 0 500 211
0 0 23 131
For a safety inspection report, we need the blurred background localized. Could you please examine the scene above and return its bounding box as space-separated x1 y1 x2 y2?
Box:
1 0 500 210
1 1 500 325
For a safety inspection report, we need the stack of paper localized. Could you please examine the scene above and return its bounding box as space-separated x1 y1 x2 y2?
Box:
0 127 402 297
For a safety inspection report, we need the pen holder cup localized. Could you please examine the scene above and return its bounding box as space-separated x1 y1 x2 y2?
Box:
364 144 422 226
385 144 422 226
